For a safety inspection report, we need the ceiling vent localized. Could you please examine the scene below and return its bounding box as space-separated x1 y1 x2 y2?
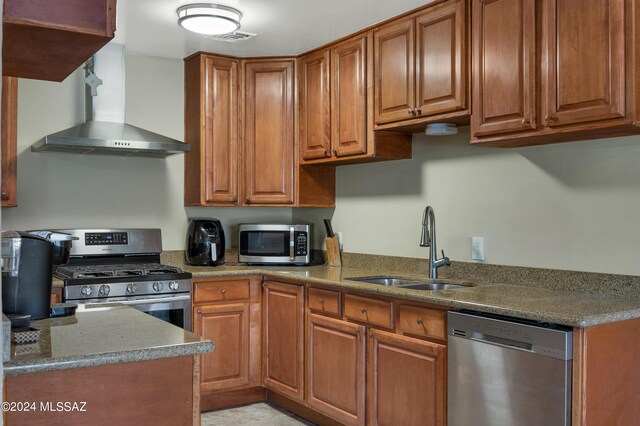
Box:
208 31 257 42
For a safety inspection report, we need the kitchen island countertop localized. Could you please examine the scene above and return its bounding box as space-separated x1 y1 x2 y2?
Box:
4 304 213 376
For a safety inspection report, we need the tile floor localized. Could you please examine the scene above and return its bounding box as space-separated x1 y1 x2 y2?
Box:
201 402 316 426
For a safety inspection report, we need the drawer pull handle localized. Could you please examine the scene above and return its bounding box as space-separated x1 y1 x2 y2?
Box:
416 319 424 326
361 308 367 315
318 299 324 305
220 289 227 295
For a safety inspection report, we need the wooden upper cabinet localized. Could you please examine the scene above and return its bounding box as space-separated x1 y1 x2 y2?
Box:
471 0 536 138
243 60 295 205
542 0 625 127
331 33 369 158
184 54 239 206
373 0 468 128
263 281 305 402
299 49 331 161
415 0 467 117
3 0 116 82
2 77 18 207
374 18 416 125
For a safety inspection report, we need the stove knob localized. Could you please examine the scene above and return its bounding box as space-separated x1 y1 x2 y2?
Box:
81 286 93 296
169 281 179 291
152 281 164 292
126 283 138 294
99 285 111 296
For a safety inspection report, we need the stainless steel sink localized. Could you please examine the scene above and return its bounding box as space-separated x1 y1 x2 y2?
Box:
345 275 474 290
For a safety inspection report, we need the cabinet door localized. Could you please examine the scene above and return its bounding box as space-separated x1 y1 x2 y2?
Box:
368 329 446 426
415 0 467 116
194 303 251 392
263 281 304 401
471 0 536 137
307 313 365 426
202 56 239 205
374 18 415 125
331 33 369 157
1 77 17 207
243 60 295 205
542 0 625 127
299 49 331 161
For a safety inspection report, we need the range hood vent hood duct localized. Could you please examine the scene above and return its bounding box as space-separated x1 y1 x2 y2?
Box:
31 43 190 158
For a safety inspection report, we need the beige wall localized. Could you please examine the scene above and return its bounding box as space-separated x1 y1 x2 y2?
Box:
2 54 292 249
296 130 640 276
4 52 640 276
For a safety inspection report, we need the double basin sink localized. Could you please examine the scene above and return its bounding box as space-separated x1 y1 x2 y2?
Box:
346 275 475 291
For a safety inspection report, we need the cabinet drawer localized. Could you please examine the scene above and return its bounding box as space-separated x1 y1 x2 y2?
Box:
193 279 250 304
308 288 341 316
344 294 394 329
398 305 446 341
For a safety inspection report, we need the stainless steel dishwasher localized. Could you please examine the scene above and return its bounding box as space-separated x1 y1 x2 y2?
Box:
448 311 572 426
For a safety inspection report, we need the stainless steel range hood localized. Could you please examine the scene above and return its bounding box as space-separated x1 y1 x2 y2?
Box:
31 43 189 158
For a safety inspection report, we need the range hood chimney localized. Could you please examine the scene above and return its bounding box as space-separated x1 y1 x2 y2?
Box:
31 43 190 158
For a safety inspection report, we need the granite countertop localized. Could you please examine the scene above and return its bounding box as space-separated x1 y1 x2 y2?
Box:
160 251 640 328
4 304 214 377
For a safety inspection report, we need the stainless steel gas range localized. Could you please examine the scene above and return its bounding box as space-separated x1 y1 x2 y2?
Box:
54 229 193 330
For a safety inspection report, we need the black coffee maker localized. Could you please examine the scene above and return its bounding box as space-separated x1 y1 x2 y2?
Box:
1 231 54 320
185 219 225 266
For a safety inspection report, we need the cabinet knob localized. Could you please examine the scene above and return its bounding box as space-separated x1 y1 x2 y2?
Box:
318 299 324 305
544 115 558 123
522 118 530 126
416 318 424 326
416 109 422 115
197 309 202 314
232 195 238 202
245 197 250 204
220 289 227 295
333 149 337 156
323 149 328 157
360 308 367 315
408 109 414 115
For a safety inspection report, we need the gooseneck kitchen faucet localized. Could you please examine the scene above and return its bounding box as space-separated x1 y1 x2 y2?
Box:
420 206 450 278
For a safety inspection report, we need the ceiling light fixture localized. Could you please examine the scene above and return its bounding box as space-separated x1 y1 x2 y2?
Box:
177 3 242 36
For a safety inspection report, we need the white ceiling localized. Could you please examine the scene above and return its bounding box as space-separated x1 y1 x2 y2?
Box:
113 0 433 59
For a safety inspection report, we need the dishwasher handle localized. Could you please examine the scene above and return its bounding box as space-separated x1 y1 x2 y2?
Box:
470 332 533 352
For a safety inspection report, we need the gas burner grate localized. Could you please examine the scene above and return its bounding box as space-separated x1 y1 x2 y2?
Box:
55 263 183 280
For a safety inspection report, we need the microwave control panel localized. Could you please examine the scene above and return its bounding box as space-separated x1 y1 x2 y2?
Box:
295 232 308 256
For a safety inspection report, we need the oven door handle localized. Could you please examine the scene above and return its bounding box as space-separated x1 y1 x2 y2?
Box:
114 294 192 306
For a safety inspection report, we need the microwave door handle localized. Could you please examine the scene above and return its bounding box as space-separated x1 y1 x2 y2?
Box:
290 226 295 261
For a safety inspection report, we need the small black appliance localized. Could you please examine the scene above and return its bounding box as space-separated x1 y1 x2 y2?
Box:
185 219 225 266
1 231 55 320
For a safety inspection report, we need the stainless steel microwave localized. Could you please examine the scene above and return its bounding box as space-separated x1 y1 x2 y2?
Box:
238 224 311 265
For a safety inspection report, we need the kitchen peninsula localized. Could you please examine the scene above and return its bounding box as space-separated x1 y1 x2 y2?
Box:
4 304 213 425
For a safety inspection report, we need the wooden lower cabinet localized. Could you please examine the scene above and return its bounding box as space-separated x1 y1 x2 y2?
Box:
192 277 262 410
195 303 251 391
368 329 446 426
306 313 366 426
263 281 305 401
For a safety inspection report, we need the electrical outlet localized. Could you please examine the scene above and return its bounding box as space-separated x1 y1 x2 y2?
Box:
471 237 485 261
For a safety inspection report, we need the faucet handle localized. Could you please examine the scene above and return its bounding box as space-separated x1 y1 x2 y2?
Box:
441 250 451 266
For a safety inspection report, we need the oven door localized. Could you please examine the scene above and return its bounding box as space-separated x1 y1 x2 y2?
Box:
83 294 192 331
